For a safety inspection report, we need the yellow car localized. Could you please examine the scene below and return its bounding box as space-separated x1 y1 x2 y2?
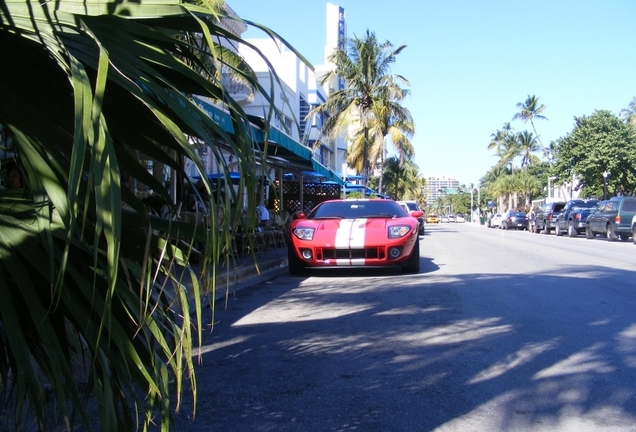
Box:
426 214 439 223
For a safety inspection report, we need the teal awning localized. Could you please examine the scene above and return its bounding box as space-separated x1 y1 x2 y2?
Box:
196 99 343 184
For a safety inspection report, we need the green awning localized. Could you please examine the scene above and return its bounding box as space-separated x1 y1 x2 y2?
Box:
196 99 343 184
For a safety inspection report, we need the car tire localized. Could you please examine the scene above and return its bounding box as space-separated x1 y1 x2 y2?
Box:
542 222 549 234
619 234 630 242
403 239 420 274
287 247 306 275
633 228 636 244
568 222 578 238
555 224 563 236
586 226 595 239
606 224 617 242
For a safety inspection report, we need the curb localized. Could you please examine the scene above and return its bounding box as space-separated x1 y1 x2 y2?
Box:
178 253 289 309
213 256 289 300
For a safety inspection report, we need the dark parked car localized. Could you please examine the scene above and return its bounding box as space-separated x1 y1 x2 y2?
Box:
554 199 598 237
501 210 529 230
534 201 567 234
586 196 636 241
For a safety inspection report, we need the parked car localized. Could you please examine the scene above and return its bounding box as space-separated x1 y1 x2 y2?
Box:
440 215 449 223
554 199 598 237
534 201 567 234
632 214 636 245
586 196 636 241
456 214 465 223
447 214 456 223
426 214 439 223
501 210 529 230
287 199 421 274
397 200 425 235
488 213 504 228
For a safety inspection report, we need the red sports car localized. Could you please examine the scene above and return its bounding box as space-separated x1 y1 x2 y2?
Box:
287 199 422 274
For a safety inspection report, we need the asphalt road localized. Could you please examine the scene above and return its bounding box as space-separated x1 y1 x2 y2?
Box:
174 222 636 432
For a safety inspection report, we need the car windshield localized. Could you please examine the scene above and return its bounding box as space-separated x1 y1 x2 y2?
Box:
512 212 526 217
405 203 418 211
307 201 407 220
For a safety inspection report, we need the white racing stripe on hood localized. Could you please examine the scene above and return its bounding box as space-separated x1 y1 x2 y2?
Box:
334 219 368 248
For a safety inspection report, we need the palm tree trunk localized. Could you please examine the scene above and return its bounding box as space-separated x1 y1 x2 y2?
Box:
378 140 385 194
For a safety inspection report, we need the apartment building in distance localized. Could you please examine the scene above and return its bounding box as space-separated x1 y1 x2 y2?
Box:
424 176 461 203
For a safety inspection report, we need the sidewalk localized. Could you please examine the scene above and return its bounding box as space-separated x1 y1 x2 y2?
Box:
178 244 289 307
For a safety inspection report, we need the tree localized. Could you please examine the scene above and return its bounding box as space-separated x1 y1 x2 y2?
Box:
311 30 410 196
515 130 542 168
512 95 549 159
552 110 636 197
488 122 513 153
515 170 543 209
365 88 415 194
0 0 292 429
619 97 636 126
381 156 421 200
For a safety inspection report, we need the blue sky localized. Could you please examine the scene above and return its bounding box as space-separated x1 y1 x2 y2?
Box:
228 0 636 186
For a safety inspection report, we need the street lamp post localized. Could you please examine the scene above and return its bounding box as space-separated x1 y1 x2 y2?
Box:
470 186 480 223
603 170 610 200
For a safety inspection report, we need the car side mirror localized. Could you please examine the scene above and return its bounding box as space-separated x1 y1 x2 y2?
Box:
411 210 424 218
292 212 306 220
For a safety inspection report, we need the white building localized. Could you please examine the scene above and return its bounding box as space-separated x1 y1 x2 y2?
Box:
182 2 342 185
237 2 348 180
424 176 461 203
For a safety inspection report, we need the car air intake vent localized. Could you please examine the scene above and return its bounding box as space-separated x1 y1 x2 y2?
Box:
321 248 381 259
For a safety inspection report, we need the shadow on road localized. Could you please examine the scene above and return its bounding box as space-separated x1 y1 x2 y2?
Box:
174 264 636 431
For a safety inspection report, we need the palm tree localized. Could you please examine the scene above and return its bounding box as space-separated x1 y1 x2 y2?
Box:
311 30 409 196
515 130 542 168
620 97 636 126
515 170 543 208
0 0 291 429
488 122 513 153
358 79 415 193
494 133 520 174
382 156 420 200
512 95 548 159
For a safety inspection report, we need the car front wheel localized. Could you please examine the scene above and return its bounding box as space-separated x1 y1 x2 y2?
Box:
287 247 307 275
402 239 420 274
586 226 595 239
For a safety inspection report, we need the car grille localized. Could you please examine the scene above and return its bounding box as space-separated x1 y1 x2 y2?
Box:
317 247 384 260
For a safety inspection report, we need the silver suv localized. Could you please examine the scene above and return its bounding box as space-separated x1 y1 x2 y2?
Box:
397 201 425 235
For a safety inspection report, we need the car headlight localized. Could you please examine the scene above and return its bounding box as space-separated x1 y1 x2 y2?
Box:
388 225 411 238
293 227 315 240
